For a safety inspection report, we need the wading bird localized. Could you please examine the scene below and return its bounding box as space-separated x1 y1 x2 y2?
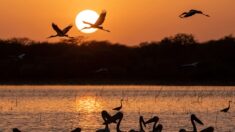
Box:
113 99 123 111
97 111 112 132
129 116 146 132
220 101 232 113
48 23 73 38
179 114 214 132
97 110 123 132
145 116 163 132
82 10 110 32
179 9 210 18
115 112 124 132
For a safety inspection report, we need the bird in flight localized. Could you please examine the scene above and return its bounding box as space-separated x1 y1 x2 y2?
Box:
179 9 210 18
82 10 110 32
48 23 73 38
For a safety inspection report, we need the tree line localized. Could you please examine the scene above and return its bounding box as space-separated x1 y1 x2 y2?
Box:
0 34 235 84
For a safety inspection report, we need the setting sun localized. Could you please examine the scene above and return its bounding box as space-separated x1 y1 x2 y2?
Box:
75 10 99 34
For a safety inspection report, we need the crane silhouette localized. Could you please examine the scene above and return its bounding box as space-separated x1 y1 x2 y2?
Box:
48 23 73 38
113 99 123 111
179 114 214 132
220 101 232 113
145 116 163 132
82 10 110 32
179 9 210 18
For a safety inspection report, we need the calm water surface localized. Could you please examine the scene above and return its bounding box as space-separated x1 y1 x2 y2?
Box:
0 85 234 132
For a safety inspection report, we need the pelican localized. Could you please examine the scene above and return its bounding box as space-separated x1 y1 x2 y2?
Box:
82 10 110 32
71 128 81 132
129 116 146 132
97 111 111 132
145 116 163 132
179 9 210 18
220 101 232 113
115 112 124 132
12 128 21 132
179 114 214 132
97 111 123 132
113 99 124 111
96 122 110 132
48 23 73 38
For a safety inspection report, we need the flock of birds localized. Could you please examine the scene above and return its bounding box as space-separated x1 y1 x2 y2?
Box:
10 100 232 132
74 99 231 132
10 8 226 132
48 9 210 39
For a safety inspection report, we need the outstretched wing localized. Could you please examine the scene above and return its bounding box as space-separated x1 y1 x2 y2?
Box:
94 10 107 26
189 9 202 13
83 21 93 26
62 24 73 34
52 23 63 34
179 12 187 18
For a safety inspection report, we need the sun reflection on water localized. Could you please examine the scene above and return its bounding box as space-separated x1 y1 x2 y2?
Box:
76 96 101 113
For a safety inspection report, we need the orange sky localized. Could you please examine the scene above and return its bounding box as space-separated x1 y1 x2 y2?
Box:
0 0 234 45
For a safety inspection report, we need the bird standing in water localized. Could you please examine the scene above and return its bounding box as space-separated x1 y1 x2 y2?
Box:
113 99 124 111
129 116 146 132
179 114 214 132
145 116 163 132
220 100 232 113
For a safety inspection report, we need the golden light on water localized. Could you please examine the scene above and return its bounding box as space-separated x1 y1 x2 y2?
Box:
76 96 101 113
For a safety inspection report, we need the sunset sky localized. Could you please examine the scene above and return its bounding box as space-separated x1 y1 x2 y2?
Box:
0 0 234 45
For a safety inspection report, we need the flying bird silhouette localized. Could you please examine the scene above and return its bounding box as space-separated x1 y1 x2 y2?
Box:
82 10 110 32
180 62 199 69
48 23 73 38
179 9 210 18
220 100 232 113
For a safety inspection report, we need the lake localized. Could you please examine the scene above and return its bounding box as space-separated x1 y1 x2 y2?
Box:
0 85 234 132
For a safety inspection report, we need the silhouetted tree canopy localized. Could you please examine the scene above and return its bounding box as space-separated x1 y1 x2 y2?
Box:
0 33 235 84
